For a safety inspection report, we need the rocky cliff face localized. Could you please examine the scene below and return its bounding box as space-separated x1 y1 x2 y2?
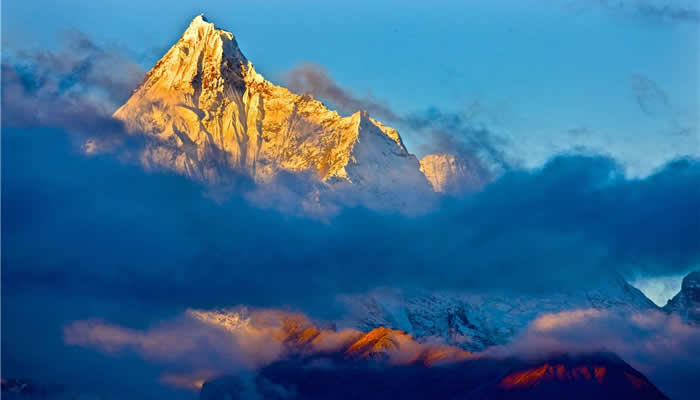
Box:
114 15 431 195
663 271 700 324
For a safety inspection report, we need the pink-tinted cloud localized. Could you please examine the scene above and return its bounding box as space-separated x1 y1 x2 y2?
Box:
64 307 472 390
492 308 700 399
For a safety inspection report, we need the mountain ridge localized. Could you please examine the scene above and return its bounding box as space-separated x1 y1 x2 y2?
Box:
341 275 659 352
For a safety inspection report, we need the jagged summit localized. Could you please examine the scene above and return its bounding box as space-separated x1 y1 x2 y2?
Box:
192 14 209 23
119 15 248 108
114 15 433 194
180 14 246 63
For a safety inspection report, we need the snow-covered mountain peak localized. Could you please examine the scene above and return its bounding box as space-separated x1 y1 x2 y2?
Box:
124 14 247 98
187 14 210 29
181 14 241 57
113 15 431 195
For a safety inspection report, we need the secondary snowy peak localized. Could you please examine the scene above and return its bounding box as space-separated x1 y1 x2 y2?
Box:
341 276 658 352
663 271 700 324
419 153 485 193
114 15 430 192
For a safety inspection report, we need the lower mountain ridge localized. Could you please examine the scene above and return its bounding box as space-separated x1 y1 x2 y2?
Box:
192 309 667 399
340 275 657 351
199 352 667 400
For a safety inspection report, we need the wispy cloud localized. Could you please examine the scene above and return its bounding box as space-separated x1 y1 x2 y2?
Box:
7 30 144 105
629 73 697 138
579 0 700 24
631 74 671 117
1 32 145 154
286 63 401 123
285 63 509 184
629 0 699 23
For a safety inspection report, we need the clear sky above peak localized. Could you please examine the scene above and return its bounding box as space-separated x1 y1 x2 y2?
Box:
3 0 698 176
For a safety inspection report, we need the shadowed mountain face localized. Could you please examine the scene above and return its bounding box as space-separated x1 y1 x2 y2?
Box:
200 352 668 400
663 271 700 324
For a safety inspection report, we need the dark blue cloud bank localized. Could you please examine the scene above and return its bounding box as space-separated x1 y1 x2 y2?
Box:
3 41 700 399
4 126 699 307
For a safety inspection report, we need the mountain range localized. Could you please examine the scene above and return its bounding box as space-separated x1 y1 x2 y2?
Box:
63 14 698 399
114 13 700 346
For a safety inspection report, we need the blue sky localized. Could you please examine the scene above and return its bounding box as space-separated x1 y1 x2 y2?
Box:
4 0 698 177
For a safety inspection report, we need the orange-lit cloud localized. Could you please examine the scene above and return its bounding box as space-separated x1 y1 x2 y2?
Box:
64 307 472 390
159 370 216 391
531 309 603 331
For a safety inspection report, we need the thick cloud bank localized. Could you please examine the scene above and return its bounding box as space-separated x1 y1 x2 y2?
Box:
3 127 699 309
